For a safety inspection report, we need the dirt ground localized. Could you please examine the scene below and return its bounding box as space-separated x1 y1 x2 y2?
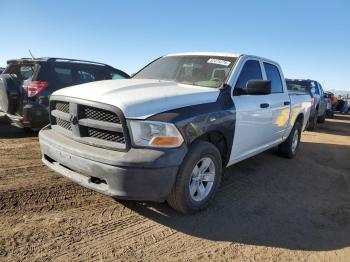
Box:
0 114 349 262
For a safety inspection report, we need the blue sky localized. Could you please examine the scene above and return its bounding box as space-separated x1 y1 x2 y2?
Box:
1 0 349 91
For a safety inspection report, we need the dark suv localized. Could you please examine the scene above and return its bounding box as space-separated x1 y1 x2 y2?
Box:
0 58 129 131
286 79 327 130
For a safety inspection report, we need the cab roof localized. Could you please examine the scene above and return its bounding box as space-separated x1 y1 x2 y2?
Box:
166 52 241 58
164 52 277 64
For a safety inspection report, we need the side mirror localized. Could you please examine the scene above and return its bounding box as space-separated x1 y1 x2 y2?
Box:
245 80 271 95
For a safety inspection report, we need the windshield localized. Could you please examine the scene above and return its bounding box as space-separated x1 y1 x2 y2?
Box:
134 55 237 88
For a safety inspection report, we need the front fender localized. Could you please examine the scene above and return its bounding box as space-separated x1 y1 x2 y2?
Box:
147 88 236 152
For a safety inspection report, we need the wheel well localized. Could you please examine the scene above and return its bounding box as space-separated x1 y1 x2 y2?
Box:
192 131 228 166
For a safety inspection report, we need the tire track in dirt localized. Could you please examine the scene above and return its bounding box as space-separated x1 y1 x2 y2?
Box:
0 166 53 190
0 183 96 214
1 203 171 262
1 187 183 261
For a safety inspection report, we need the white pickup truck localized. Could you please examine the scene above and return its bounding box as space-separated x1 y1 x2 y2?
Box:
39 52 311 213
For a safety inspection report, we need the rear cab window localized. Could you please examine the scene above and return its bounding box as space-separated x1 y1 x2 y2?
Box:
286 80 317 94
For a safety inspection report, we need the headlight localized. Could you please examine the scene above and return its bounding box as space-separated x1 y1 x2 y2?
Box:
128 120 184 148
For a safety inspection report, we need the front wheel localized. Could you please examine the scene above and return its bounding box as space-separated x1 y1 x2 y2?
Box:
278 121 302 158
167 141 222 214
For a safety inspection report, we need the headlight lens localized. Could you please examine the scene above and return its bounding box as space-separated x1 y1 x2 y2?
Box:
128 120 184 148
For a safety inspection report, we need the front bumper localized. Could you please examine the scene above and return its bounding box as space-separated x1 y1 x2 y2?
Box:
39 127 187 201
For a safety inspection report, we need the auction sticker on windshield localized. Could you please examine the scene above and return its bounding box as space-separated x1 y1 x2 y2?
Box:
207 58 231 66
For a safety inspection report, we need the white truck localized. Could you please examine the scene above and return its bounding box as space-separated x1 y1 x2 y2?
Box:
39 52 311 213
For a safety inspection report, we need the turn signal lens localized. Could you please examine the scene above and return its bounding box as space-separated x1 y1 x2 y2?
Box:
150 137 182 146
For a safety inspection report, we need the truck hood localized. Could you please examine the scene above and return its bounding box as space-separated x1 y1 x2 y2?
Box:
52 79 220 119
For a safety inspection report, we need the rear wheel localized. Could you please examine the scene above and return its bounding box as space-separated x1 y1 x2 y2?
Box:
318 111 326 123
278 121 302 158
306 114 317 131
167 141 222 214
327 110 334 118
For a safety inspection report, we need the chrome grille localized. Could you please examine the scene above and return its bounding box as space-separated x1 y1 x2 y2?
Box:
82 106 120 123
56 118 72 131
50 99 128 151
87 127 126 143
55 102 69 113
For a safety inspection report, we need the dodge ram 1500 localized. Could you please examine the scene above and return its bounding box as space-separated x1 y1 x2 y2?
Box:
39 52 311 213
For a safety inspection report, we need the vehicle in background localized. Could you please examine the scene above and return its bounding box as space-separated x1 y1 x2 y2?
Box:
0 67 5 74
324 91 335 118
39 52 311 213
335 95 350 113
286 79 327 130
0 58 130 131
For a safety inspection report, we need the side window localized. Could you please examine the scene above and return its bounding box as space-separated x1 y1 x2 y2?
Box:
76 66 105 84
263 62 283 93
235 60 262 89
77 69 96 83
110 73 125 80
107 70 128 80
54 67 73 86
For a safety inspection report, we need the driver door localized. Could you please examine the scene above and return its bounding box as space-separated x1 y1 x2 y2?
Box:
229 59 273 164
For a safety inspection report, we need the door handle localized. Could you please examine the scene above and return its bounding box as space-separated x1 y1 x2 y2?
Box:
260 103 270 108
284 101 291 105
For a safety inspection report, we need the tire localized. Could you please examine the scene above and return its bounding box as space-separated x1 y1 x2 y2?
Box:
0 74 20 114
306 114 317 131
278 121 302 158
167 141 222 214
329 111 334 118
23 127 37 134
318 111 326 123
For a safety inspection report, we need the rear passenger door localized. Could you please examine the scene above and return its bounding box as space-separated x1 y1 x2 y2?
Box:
262 62 290 142
229 59 273 163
